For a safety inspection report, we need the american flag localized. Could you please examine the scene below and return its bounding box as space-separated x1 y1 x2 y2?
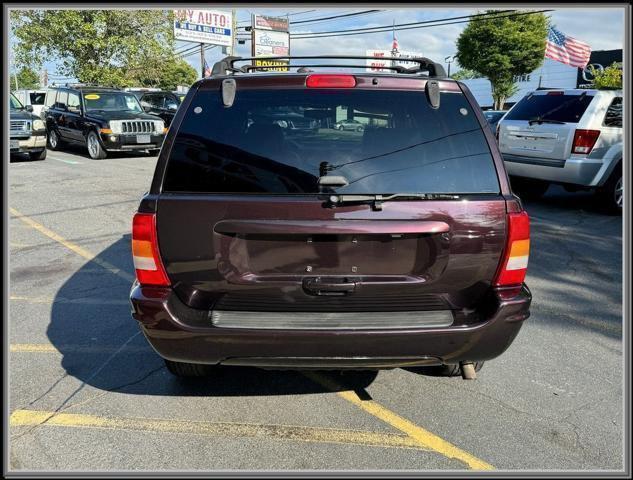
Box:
203 59 212 78
545 27 591 69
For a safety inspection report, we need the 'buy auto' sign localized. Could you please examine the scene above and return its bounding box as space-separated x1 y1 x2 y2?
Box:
174 9 233 47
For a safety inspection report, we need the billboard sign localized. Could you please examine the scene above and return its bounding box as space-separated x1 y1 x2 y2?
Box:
252 15 289 72
174 9 233 47
254 14 289 32
366 49 424 72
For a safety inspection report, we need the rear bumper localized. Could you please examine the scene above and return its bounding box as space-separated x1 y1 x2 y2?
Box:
130 284 531 368
503 153 603 187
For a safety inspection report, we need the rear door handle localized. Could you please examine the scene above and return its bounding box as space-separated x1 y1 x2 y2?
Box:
303 277 357 296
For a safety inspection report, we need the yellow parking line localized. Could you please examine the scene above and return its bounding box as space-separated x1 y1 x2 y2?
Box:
10 344 151 354
305 373 494 471
9 295 129 305
10 409 429 452
9 207 135 282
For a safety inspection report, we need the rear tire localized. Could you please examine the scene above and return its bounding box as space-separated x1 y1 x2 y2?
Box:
29 149 47 161
415 361 485 377
164 359 215 377
86 131 107 159
597 164 622 214
510 177 550 201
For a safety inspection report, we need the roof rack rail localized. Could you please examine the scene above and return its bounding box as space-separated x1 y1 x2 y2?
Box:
210 55 447 77
58 83 121 89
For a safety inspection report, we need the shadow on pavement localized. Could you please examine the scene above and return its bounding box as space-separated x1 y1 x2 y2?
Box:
48 235 377 397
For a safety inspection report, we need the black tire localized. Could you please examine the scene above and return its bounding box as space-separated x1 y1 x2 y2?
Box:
164 359 215 377
510 177 550 201
147 149 161 156
597 164 622 214
415 361 485 377
47 128 64 151
86 131 107 159
29 149 47 161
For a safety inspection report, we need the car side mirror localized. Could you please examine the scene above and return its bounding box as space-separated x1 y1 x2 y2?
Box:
25 105 34 112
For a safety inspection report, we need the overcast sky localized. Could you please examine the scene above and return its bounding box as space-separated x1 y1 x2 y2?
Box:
9 7 626 82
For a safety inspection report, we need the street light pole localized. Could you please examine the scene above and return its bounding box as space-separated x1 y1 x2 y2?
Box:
445 55 455 77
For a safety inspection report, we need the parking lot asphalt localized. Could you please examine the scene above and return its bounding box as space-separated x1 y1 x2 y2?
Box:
8 146 624 472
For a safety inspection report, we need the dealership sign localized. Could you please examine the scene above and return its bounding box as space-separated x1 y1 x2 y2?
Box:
174 9 233 47
252 14 289 72
366 50 424 72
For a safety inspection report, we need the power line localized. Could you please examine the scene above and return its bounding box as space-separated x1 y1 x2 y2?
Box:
291 9 553 40
237 9 382 29
292 10 514 36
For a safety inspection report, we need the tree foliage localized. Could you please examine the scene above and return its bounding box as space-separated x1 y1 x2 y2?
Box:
10 10 186 88
456 10 549 108
589 62 622 89
11 66 40 90
451 68 482 80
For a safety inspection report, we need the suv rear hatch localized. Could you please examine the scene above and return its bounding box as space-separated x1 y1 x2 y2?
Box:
499 90 595 164
153 75 509 321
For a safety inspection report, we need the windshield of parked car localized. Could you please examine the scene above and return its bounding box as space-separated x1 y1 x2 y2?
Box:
83 92 144 113
10 93 24 110
504 93 594 123
164 88 500 195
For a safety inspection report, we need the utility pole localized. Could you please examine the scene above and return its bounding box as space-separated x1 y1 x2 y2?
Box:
231 8 236 55
200 42 205 78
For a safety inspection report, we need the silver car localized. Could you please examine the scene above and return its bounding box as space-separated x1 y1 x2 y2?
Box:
498 89 622 211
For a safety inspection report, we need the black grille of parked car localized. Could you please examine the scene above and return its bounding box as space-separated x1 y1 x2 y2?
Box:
10 120 29 133
121 121 155 134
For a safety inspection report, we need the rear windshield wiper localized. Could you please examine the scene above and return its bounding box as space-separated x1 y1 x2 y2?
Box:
527 118 566 125
326 193 461 211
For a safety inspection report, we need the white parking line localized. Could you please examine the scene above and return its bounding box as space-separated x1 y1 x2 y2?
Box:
48 156 82 165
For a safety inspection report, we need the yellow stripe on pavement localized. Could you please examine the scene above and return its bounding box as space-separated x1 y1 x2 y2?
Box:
10 344 151 354
305 372 494 471
9 409 429 452
9 295 129 305
9 207 135 282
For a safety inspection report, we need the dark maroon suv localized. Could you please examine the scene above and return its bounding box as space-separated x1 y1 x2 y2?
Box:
130 56 531 377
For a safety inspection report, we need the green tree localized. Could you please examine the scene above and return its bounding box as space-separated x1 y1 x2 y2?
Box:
451 68 482 80
589 62 622 89
456 10 549 109
10 10 175 88
127 57 198 90
11 67 40 90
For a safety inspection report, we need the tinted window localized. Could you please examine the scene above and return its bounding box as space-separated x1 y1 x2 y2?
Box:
56 90 68 107
45 89 58 107
143 94 163 108
30 92 46 105
83 91 143 113
603 97 622 127
504 93 594 123
163 89 500 195
505 93 593 123
164 95 179 110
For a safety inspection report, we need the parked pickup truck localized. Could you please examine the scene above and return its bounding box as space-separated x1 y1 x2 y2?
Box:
10 92 47 161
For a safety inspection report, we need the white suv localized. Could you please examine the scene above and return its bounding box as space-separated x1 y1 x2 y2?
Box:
498 89 622 211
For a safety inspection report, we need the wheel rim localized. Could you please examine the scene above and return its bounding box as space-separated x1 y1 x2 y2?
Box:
615 177 623 208
87 134 99 158
49 130 57 148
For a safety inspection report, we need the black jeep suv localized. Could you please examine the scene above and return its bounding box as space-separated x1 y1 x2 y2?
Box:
44 85 167 159
126 89 182 127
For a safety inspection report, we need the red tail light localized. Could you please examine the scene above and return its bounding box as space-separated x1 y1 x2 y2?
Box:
494 211 530 287
572 129 600 155
546 91 564 95
132 213 170 286
306 74 356 88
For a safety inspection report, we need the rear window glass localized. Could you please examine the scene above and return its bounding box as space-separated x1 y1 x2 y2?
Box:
504 93 593 123
163 88 500 195
30 92 46 105
603 97 622 127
